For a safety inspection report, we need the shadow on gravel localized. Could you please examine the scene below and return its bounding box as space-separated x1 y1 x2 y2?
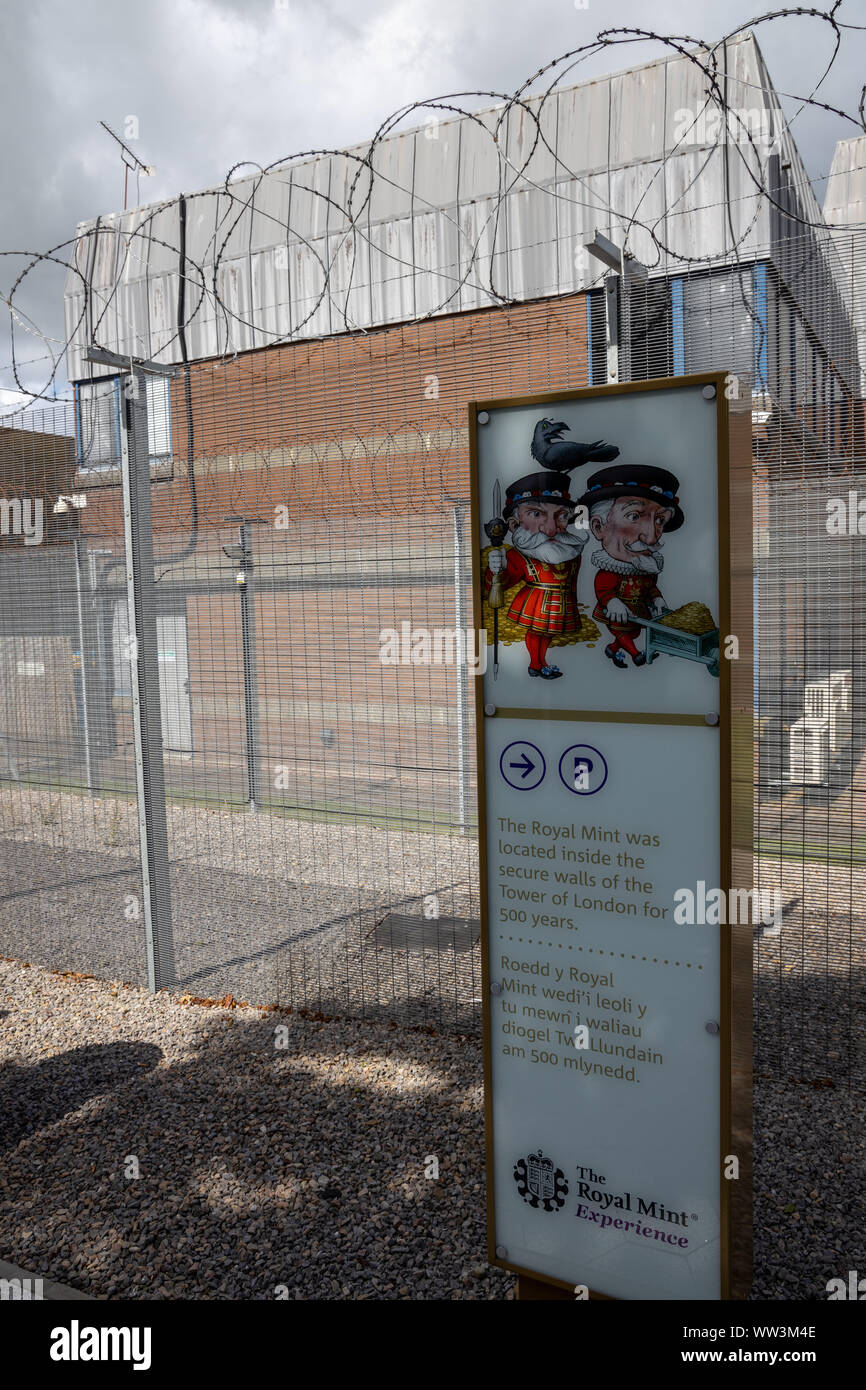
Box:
0 1014 506 1300
1 1007 862 1301
753 967 866 1090
0 1041 163 1152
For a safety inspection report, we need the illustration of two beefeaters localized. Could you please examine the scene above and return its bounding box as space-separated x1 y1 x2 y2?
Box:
482 418 719 680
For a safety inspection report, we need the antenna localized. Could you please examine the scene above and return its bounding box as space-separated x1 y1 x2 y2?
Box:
99 121 156 211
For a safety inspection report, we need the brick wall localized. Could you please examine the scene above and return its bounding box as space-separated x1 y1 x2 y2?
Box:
75 294 591 814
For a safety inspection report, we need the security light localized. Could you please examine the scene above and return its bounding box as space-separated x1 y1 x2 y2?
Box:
585 230 648 280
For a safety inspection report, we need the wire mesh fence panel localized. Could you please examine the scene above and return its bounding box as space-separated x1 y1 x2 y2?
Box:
2 239 866 1072
138 435 485 1028
754 466 866 1092
0 400 148 985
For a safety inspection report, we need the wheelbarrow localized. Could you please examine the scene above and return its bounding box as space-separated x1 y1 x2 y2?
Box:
629 612 720 677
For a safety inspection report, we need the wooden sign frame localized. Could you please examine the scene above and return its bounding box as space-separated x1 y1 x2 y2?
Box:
469 372 753 1300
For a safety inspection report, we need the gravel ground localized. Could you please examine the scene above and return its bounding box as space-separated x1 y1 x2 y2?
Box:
0 788 478 895
1 786 864 1300
0 957 513 1301
1 956 863 1302
750 1078 866 1300
0 788 481 1029
1 786 864 1065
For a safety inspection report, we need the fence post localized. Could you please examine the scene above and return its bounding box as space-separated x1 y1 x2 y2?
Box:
238 520 262 812
604 275 619 384
73 537 94 795
119 368 175 992
453 504 470 834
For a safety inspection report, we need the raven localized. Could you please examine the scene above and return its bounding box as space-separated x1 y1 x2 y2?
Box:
530 418 619 470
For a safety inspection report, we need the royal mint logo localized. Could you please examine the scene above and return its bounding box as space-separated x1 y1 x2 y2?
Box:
513 1151 568 1212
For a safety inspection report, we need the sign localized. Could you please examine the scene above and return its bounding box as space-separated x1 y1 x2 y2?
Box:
470 375 753 1300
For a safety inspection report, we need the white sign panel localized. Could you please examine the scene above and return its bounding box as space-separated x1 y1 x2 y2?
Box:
485 717 720 1297
472 378 746 1300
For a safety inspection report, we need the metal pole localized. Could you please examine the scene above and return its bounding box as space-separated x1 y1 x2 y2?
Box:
619 266 631 383
86 547 116 760
239 520 262 812
605 274 620 385
73 537 93 795
453 504 470 835
120 368 175 992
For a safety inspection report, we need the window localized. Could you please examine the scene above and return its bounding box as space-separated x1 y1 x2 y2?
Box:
586 287 607 385
75 378 120 472
627 277 672 380
587 280 673 382
147 376 171 460
787 297 796 411
671 279 685 375
681 269 752 383
74 375 172 474
752 263 768 395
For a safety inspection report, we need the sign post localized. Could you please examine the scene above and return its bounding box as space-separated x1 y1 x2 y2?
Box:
470 374 753 1300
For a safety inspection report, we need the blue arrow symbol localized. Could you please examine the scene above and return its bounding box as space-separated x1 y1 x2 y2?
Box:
510 752 535 779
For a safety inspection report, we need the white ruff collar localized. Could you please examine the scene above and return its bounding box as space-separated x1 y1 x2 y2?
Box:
591 547 663 576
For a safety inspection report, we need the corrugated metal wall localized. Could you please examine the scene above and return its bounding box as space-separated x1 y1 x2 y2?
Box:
64 32 811 379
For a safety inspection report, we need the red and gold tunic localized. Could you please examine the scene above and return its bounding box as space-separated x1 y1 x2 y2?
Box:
484 547 580 635
592 561 661 636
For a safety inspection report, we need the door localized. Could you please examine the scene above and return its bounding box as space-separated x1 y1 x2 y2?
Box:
156 614 192 753
111 604 192 753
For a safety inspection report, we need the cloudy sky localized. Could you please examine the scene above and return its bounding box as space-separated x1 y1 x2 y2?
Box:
1 0 863 410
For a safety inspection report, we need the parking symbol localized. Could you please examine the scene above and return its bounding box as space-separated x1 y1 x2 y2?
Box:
558 744 608 796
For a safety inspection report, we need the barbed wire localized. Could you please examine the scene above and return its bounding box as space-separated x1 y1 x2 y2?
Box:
1 4 864 420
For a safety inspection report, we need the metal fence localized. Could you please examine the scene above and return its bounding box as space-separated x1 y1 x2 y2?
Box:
1 229 865 1090
0 380 485 1029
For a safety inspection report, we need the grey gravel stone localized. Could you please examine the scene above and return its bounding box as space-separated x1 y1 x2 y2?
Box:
1 956 862 1300
1 786 864 1301
0 957 514 1301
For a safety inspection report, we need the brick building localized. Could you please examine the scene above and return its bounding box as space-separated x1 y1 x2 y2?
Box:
56 31 865 825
